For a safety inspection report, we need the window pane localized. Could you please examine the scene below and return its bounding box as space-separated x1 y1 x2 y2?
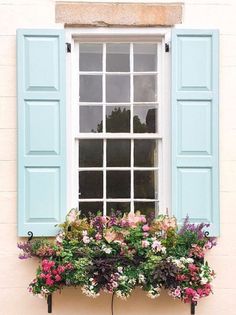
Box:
134 202 156 218
133 106 157 133
107 139 130 167
107 171 130 198
134 75 157 102
107 202 130 215
134 140 157 167
134 44 157 72
79 202 103 217
79 44 102 71
79 171 103 198
106 106 130 132
80 106 103 133
80 75 102 102
106 43 130 72
134 171 156 199
106 75 130 103
79 140 103 167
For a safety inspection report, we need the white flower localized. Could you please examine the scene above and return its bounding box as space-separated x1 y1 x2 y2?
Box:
138 274 145 284
172 259 185 269
200 277 208 285
117 267 123 273
82 230 88 236
103 247 112 254
116 290 129 300
82 235 90 244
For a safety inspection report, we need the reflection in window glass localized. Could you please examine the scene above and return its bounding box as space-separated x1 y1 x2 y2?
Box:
133 106 157 133
79 140 103 167
80 75 102 102
106 43 130 72
79 44 103 71
134 44 157 72
79 171 103 198
106 106 130 132
134 75 156 102
106 75 130 103
107 139 130 167
107 171 130 198
79 202 103 217
107 202 130 216
77 41 160 216
134 140 157 167
134 202 156 218
134 171 156 199
80 106 102 133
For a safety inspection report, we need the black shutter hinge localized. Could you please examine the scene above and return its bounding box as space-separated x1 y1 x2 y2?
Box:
165 43 170 53
66 42 71 53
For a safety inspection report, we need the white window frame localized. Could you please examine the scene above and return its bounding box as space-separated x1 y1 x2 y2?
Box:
66 27 171 216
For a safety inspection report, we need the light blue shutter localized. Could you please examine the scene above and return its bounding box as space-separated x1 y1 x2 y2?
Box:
17 29 66 236
172 29 219 235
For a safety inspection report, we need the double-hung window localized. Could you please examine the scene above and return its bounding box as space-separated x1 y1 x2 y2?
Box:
70 33 170 217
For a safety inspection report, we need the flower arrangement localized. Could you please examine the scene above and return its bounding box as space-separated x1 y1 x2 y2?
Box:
18 209 216 305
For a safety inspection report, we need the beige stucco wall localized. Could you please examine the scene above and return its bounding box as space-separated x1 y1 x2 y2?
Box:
0 0 236 314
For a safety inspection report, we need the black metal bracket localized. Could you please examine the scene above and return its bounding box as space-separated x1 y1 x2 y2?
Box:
27 231 33 242
66 42 71 53
191 301 197 314
47 294 52 313
165 43 170 52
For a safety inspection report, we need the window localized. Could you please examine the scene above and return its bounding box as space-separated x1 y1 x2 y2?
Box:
17 28 219 236
69 32 170 218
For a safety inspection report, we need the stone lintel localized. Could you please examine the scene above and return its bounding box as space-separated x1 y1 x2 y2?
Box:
56 2 183 27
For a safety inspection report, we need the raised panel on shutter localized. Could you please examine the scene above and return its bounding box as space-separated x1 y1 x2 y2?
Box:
17 29 66 236
172 29 219 235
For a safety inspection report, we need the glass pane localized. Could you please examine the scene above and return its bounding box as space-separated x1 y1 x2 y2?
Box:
79 140 103 167
134 44 157 72
134 171 156 199
106 106 130 132
107 202 130 216
134 140 157 167
80 75 102 102
106 75 130 103
79 171 103 198
133 106 157 133
134 75 157 102
134 202 156 218
106 43 130 72
79 44 102 71
79 202 103 217
107 171 130 198
107 139 130 167
80 106 103 133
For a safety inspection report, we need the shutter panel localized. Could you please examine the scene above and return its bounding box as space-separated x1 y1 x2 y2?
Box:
17 29 66 236
171 29 219 235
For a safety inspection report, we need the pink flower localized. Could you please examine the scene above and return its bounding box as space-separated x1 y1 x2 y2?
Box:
142 224 150 232
55 274 62 282
152 240 162 252
42 259 55 272
39 273 46 279
188 264 198 273
173 287 181 298
67 209 77 223
57 265 65 274
82 235 90 244
95 232 102 240
141 240 150 248
46 277 54 286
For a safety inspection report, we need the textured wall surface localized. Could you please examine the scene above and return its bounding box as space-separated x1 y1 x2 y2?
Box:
0 0 236 314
